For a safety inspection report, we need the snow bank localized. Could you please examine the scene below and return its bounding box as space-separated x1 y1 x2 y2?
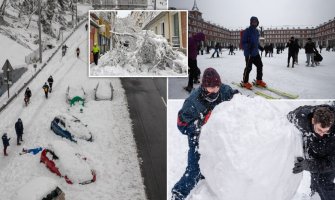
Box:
11 176 58 200
200 95 303 200
55 114 92 140
50 140 93 184
95 82 113 100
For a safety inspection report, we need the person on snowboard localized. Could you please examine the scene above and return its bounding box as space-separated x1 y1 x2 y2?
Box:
288 104 335 200
241 16 266 90
47 75 53 93
42 82 49 99
171 68 239 200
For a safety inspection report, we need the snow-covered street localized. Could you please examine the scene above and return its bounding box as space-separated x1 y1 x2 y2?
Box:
169 49 335 99
0 22 146 200
167 98 333 200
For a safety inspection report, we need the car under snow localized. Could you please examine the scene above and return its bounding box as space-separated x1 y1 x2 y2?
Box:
40 140 96 185
50 114 93 142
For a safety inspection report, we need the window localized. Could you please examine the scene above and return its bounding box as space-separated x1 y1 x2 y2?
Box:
173 13 179 37
161 22 165 37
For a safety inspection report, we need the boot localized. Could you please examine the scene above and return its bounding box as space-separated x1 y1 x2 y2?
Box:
184 86 193 93
256 80 267 87
242 82 253 90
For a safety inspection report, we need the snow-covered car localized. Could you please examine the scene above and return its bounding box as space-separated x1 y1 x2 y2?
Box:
50 114 93 142
40 141 96 185
11 176 65 200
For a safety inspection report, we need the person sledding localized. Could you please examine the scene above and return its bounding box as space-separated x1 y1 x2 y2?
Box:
241 16 266 90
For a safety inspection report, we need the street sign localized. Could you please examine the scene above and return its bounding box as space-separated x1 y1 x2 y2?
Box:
2 59 13 72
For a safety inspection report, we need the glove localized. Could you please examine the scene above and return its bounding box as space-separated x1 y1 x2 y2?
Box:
293 157 309 174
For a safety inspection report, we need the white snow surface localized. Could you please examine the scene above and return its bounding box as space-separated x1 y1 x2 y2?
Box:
11 176 58 200
168 49 335 99
54 114 92 141
90 30 188 77
0 22 146 199
49 140 93 184
168 98 331 200
95 81 113 100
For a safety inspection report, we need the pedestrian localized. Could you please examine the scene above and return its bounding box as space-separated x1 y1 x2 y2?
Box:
76 47 80 58
24 87 32 106
92 43 100 65
42 82 49 99
85 23 88 31
2 133 10 156
288 105 335 200
171 68 239 200
286 37 298 68
211 43 220 58
15 118 24 145
47 76 53 93
304 38 318 67
319 44 323 53
241 16 266 89
184 32 205 93
62 44 68 56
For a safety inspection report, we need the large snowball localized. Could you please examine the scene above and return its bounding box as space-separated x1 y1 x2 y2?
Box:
200 95 303 200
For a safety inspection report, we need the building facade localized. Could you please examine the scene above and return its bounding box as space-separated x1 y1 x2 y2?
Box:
92 0 148 10
188 0 335 49
140 11 187 53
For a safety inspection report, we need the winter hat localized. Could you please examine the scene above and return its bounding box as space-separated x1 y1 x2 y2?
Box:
18 118 21 122
202 68 222 87
250 16 259 27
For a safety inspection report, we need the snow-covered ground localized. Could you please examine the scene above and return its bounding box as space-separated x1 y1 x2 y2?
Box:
168 49 335 99
0 22 146 200
167 98 333 200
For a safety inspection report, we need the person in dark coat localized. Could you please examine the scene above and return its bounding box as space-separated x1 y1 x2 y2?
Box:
85 23 88 31
286 37 298 68
24 87 32 105
62 44 68 56
304 38 318 67
42 82 49 99
2 133 10 156
211 43 220 58
241 16 266 90
47 76 53 93
15 118 24 145
184 32 205 93
319 44 323 53
171 68 239 200
287 105 335 200
76 47 80 58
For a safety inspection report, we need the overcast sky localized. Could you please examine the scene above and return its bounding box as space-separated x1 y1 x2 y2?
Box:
117 10 132 18
169 0 335 29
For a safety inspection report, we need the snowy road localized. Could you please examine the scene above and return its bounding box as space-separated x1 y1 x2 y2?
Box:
168 50 335 99
122 78 167 200
0 22 146 200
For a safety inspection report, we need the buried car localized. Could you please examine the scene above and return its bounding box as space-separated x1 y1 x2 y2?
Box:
50 114 92 142
40 141 96 185
11 176 65 200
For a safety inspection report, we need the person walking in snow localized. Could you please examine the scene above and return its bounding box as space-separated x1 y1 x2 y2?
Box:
241 16 266 90
85 23 88 31
288 104 335 200
47 75 53 93
171 68 239 200
15 118 24 146
286 37 298 68
62 44 68 56
24 87 32 106
304 38 318 67
184 32 205 93
92 43 100 65
42 82 49 99
211 42 220 58
76 47 80 58
319 44 323 54
2 133 10 156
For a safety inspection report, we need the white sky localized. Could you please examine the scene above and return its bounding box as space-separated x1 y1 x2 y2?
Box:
117 10 132 18
169 0 335 29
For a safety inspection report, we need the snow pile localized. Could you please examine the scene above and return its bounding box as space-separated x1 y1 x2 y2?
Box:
95 82 113 100
55 114 92 140
49 140 93 184
200 95 303 200
11 176 58 200
91 30 187 76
